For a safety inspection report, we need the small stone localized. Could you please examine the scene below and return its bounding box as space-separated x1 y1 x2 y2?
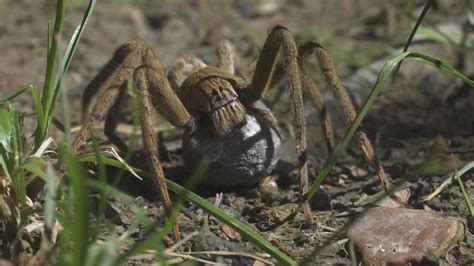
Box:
257 176 279 200
308 186 332 211
347 207 465 264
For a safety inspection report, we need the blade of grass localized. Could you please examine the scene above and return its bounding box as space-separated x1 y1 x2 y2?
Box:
115 161 209 265
63 148 89 266
0 108 14 154
41 0 65 112
85 179 155 266
38 0 65 146
86 179 151 225
0 143 13 179
17 156 58 229
0 85 34 104
10 104 27 211
37 0 97 146
0 105 15 180
17 157 49 180
89 131 111 242
416 25 472 48
393 0 433 79
403 0 434 52
85 240 119 266
307 51 474 201
45 0 97 132
79 155 297 266
31 85 46 137
44 161 58 229
453 164 474 220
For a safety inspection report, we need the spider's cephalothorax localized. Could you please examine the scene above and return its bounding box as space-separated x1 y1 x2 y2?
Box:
74 26 392 234
179 67 247 137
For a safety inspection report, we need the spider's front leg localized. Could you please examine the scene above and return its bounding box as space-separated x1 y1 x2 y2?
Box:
133 48 195 240
243 25 311 216
73 41 194 240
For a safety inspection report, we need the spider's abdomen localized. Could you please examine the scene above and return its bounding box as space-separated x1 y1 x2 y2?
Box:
182 112 282 187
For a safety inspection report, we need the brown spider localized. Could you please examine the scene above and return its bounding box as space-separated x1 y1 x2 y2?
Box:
72 25 390 238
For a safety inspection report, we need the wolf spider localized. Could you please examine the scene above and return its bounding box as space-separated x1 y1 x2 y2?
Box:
72 25 390 236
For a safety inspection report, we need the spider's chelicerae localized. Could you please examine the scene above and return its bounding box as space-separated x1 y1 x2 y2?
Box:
72 25 390 232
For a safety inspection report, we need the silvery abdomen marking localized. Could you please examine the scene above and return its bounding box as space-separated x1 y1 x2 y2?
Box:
183 112 282 187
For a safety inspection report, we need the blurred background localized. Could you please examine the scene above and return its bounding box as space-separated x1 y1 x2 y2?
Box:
1 0 473 164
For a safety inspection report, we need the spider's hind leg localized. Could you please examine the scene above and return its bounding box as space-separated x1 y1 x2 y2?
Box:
297 51 336 154
104 82 129 153
73 41 143 153
246 25 310 216
300 41 392 195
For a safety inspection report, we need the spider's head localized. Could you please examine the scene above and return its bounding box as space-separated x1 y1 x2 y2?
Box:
180 67 246 137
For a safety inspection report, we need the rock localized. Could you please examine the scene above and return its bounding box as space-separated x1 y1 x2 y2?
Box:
347 207 465 264
354 184 410 208
308 186 332 211
257 175 279 200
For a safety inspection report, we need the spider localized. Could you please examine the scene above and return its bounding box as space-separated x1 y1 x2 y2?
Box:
72 25 390 237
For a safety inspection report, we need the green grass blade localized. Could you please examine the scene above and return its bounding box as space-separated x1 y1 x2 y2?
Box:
89 132 111 242
18 157 49 180
79 155 297 266
10 105 27 210
86 179 151 225
453 164 474 220
41 0 65 111
44 161 58 229
403 0 434 52
0 84 34 104
116 162 209 265
46 0 97 127
31 85 46 138
63 148 89 266
85 179 153 265
38 0 65 145
38 0 97 146
0 105 15 179
307 51 474 201
166 179 297 265
416 25 472 48
0 143 13 179
394 0 432 79
0 108 14 153
19 157 58 228
409 52 474 86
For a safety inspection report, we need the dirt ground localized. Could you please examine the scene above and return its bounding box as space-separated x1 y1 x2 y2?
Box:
1 0 473 264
